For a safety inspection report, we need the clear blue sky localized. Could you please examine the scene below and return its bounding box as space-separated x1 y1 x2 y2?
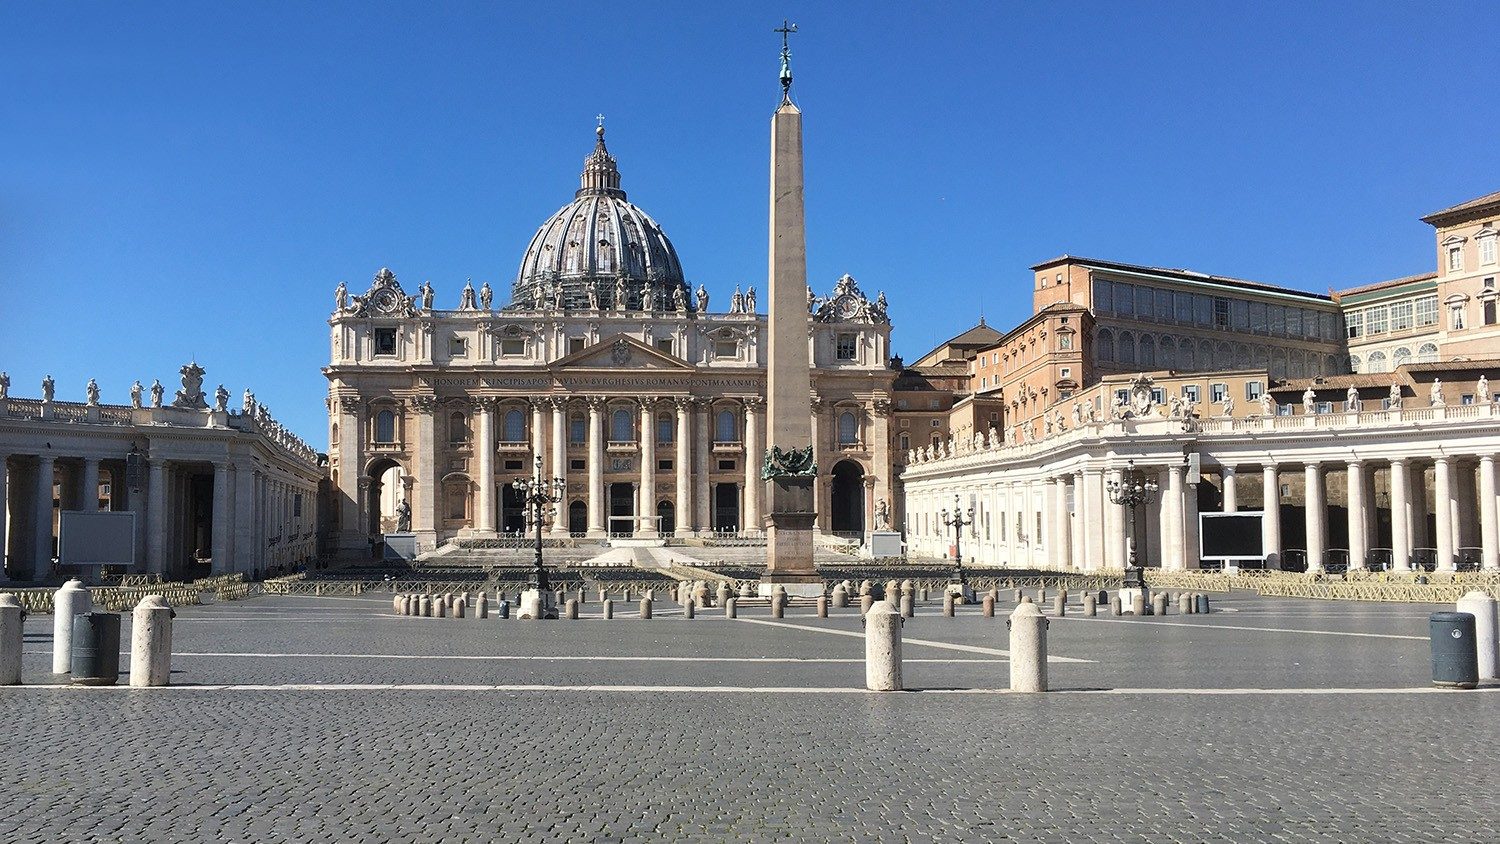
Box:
1 3 1488 442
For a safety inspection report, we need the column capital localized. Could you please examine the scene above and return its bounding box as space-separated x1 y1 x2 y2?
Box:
1345 459 1365 469
636 395 660 410
471 396 495 413
743 395 765 412
547 396 569 412
674 396 695 412
1481 454 1496 465
408 395 437 415
1219 464 1237 476
1389 456 1408 467
586 395 608 411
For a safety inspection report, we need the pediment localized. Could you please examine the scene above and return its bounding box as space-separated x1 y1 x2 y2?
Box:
553 333 695 371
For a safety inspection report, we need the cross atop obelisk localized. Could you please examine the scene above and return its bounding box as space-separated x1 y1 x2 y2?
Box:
760 22 820 596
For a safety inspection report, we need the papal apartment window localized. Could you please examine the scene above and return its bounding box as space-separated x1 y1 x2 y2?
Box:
1391 301 1413 332
1485 298 1497 327
1276 403 1294 416
1481 234 1497 265
930 419 940 428
1060 367 1071 379
1213 297 1231 329
836 333 858 360
1367 305 1388 334
1114 389 1129 405
1059 389 1073 399
1208 383 1227 404
1451 302 1467 330
374 328 398 356
1448 245 1464 272
500 338 526 357
1246 381 1264 400
1150 387 1166 405
1183 385 1200 403
449 335 468 358
1316 401 1334 414
714 340 738 358
899 433 910 450
928 399 939 409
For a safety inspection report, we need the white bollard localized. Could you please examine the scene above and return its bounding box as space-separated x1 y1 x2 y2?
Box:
864 601 903 691
603 599 614 620
53 579 93 674
1008 602 1048 692
716 582 731 607
816 596 828 618
453 599 465 619
0 594 25 685
640 598 653 619
519 591 542 620
725 597 737 619
684 599 695 620
831 583 848 608
1457 591 1498 679
129 595 174 687
565 598 578 620
476 593 489 619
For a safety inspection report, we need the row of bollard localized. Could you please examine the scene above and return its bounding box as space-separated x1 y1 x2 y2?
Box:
864 598 1049 693
1 580 174 687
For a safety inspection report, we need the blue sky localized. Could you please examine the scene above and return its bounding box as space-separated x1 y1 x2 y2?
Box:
0 2 1488 441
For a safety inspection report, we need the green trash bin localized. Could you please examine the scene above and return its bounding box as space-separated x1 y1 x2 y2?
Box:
70 612 122 686
1429 611 1478 689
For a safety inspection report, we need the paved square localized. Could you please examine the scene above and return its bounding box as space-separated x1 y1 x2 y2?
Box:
2 591 1496 842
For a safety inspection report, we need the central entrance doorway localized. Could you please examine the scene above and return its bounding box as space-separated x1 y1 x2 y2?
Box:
608 482 635 536
713 483 740 533
830 460 866 537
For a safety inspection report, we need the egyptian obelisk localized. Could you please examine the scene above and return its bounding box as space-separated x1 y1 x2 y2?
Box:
760 22 821 596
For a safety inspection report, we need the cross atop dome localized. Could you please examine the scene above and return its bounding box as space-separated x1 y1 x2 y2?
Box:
579 117 621 198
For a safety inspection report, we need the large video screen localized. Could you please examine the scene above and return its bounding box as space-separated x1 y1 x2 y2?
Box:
59 511 137 565
1200 513 1263 559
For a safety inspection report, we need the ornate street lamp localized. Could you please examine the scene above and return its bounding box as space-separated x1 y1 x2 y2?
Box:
511 454 567 601
1106 459 1159 589
940 494 975 589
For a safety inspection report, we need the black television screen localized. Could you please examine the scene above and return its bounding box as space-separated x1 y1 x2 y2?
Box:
1200 513 1263 558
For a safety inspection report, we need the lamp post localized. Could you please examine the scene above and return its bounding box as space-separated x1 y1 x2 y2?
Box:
511 454 567 597
1106 459 1159 588
940 494 975 588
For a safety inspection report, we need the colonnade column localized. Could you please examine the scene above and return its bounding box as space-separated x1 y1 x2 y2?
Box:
211 461 231 575
1434 456 1455 571
1221 466 1238 513
1480 454 1498 571
1069 471 1085 570
1304 463 1325 574
1389 459 1410 570
80 458 100 511
638 397 657 537
475 399 496 534
1082 468 1104 570
411 396 438 537
1261 465 1281 569
1161 465 1185 571
34 454 55 576
147 458 166 575
743 398 763 533
1051 476 1071 569
1346 461 1367 570
1103 468 1124 570
674 398 692 538
693 400 711 534
550 398 567 536
586 397 605 538
0 454 8 576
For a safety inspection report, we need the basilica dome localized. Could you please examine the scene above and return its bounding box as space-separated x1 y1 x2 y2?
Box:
512 125 688 311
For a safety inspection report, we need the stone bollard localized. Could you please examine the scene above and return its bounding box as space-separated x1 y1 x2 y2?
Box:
1152 593 1168 617
987 587 999 603
518 591 541 620
901 579 914 599
1059 588 1069 603
772 595 785 619
860 594 875 615
1013 588 1023 603
453 600 466 619
445 593 455 611
864 601 903 691
982 594 995 617
816 596 828 618
603 599 614 620
1456 591 1498 679
1131 593 1146 616
565 599 578 620
1053 594 1065 617
859 580 873 597
1178 594 1192 615
476 593 489 619
623 588 632 602
0 594 26 686
1083 594 1097 617
640 598 653 619
1035 587 1046 604
693 582 711 609
716 582 731 607
420 595 433 617
53 579 93 674
554 589 566 608
832 583 849 608
646 588 656 601
576 588 586 606
740 582 755 599
498 600 511 619
884 580 900 604
435 598 447 619
129 595 174 688
1111 595 1122 616
460 591 469 609
392 595 403 614
725 597 737 619
598 587 607 603
920 587 930 602
676 582 690 605
900 593 914 618
943 592 955 617
1008 603 1048 692
684 599 695 620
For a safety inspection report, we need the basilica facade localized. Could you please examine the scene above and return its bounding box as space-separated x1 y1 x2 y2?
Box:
325 127 896 555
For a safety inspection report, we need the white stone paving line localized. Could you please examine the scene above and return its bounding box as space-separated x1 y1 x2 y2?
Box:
1 683 1494 695
18 651 1003 664
1051 615 1428 641
735 616 1095 663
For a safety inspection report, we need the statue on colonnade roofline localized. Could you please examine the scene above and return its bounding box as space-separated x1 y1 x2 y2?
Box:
695 284 709 313
1220 395 1233 417
418 281 435 311
243 388 255 413
1258 391 1276 416
587 282 601 310
480 282 493 310
150 379 163 408
214 385 229 413
745 286 757 314
1430 378 1445 407
85 378 99 406
130 381 143 408
672 285 686 312
334 281 348 312
614 276 628 311
0 370 9 400
42 375 55 403
1389 382 1402 408
730 285 745 314
1301 387 1316 415
1070 403 1082 428
1345 385 1359 412
1479 375 1491 403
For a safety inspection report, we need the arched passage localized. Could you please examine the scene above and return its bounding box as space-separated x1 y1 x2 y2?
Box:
366 457 406 539
830 460 866 536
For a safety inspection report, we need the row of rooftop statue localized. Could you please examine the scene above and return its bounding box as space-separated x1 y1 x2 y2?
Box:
0 366 316 463
909 374 1489 465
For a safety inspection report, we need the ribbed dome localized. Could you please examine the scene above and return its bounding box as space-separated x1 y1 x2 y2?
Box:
511 125 688 311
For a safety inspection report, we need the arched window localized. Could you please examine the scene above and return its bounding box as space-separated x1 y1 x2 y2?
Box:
1392 347 1412 369
1271 348 1287 379
1198 339 1213 370
657 412 674 444
610 408 633 442
716 409 738 443
375 410 396 443
1159 336 1176 369
1235 344 1251 369
1215 342 1231 370
504 409 526 443
1096 329 1115 363
838 411 858 445
1118 331 1136 365
1417 342 1439 364
1138 335 1156 368
1348 355 1362 373
448 411 467 443
331 422 339 445
1368 351 1387 373
1179 340 1196 370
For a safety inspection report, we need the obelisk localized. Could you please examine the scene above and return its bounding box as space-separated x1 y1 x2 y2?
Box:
760 22 821 597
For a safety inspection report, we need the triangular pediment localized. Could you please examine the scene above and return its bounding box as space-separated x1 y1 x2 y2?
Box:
553 333 695 371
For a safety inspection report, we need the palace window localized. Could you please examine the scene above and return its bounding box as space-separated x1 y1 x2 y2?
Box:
569 414 585 444
1316 402 1334 414
1481 232 1497 265
568 337 587 355
504 409 527 442
1213 297 1231 329
715 410 738 443
1366 305 1388 335
1060 367 1072 379
448 411 467 444
899 433 910 451
1118 331 1136 365
1115 282 1135 316
1096 329 1115 363
374 328 397 357
1391 301 1414 332
1194 295 1213 327
1249 301 1267 334
1154 289 1172 321
1367 350 1388 373
1451 302 1467 330
1245 381 1263 400
1093 279 1113 315
1348 355 1362 373
657 413 674 444
1231 299 1249 330
1135 285 1152 318
1174 291 1193 323
656 338 674 356
836 334 858 360
500 338 526 357
449 335 468 358
1415 295 1438 327
1150 387 1166 405
1183 385 1201 403
1392 347 1412 369
1346 310 1364 338
1138 335 1156 368
838 411 859 445
1448 244 1464 272
610 409 633 442
1209 383 1228 403
375 410 396 443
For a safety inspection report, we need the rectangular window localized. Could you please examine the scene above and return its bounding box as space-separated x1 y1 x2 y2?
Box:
1060 367 1071 379
1194 294 1213 326
1183 385 1200 403
1151 387 1166 404
569 337 587 355
1276 403 1293 416
1462 394 1475 406
1320 312 1337 341
1315 401 1334 414
1269 305 1287 336
714 340 738 358
1390 301 1413 332
570 416 585 444
899 433 910 450
717 459 736 471
1116 282 1135 316
1485 299 1497 326
657 459 673 472
449 336 468 357
374 328 397 356
1285 308 1302 337
500 338 526 356
293 494 303 517
1059 389 1073 399
1115 389 1129 405
1366 305 1388 334
1174 291 1193 323
1481 237 1496 265
1213 297 1230 329
1246 381 1263 400
836 334 857 360
1210 383 1228 403
570 458 586 471
1135 286 1153 318
1093 279 1113 315
930 419 940 427
1448 245 1464 272
655 338 674 356
1415 295 1438 327
1346 310 1364 338
1231 299 1249 330
503 459 524 471
1154 289 1172 321
928 399 939 409
1250 301 1267 334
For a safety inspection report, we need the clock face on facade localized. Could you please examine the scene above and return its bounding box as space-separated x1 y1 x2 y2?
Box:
833 294 860 320
372 288 400 314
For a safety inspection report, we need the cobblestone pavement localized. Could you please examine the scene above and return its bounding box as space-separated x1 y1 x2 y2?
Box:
2 591 1496 842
